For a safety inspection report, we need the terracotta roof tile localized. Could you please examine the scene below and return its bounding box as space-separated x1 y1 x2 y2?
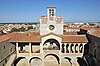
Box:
10 32 41 42
62 35 88 43
0 35 9 42
89 31 100 37
63 32 78 35
0 32 17 42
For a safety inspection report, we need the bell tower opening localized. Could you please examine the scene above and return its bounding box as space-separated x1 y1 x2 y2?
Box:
47 7 56 21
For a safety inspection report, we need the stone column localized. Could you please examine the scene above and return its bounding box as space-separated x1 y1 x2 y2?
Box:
29 43 31 54
72 44 75 53
82 44 84 53
78 44 80 53
64 43 66 53
40 43 43 53
68 44 71 53
16 42 19 57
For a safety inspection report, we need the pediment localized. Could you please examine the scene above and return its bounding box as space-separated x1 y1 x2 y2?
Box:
41 32 62 38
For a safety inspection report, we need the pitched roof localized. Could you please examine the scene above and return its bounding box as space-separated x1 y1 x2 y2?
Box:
87 28 100 37
41 32 88 43
63 32 78 35
89 31 100 37
0 31 88 43
10 32 41 42
0 32 17 42
62 35 88 43
0 35 9 42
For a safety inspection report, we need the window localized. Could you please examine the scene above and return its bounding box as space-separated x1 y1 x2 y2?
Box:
5 59 7 63
61 44 65 53
66 44 69 53
4 46 5 49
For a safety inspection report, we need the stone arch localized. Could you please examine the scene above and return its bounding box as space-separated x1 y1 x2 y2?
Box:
75 44 78 53
70 44 74 53
43 39 60 50
14 57 29 66
29 57 42 63
79 44 83 53
77 57 88 66
13 57 26 66
64 57 72 64
61 57 71 66
29 57 42 66
44 54 60 64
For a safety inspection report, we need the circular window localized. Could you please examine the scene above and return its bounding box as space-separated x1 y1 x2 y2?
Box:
49 25 55 30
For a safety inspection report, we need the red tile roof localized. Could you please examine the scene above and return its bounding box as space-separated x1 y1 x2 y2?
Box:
0 35 9 42
63 32 78 35
89 31 100 37
0 32 17 42
10 32 41 42
0 32 88 43
62 35 88 43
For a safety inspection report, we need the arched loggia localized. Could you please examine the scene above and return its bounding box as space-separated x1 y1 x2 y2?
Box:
43 39 60 50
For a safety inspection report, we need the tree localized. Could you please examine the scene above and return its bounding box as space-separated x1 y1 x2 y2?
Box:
19 27 26 32
27 26 33 30
11 28 19 32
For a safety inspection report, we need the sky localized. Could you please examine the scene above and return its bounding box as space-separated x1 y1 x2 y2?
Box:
0 0 100 23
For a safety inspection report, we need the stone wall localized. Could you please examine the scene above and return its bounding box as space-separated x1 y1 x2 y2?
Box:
0 40 15 66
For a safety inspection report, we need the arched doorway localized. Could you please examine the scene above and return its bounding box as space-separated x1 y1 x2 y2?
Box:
44 54 60 66
29 57 42 66
43 39 60 50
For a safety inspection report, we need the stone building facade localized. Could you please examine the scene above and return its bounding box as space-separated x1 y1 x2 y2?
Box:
8 7 88 66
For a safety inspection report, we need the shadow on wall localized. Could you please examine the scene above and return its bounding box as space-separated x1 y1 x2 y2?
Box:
77 57 88 66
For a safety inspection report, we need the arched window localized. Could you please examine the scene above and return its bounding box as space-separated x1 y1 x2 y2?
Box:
75 44 78 53
79 44 83 53
70 44 74 53
52 9 54 16
43 39 60 50
66 44 69 53
49 9 52 16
